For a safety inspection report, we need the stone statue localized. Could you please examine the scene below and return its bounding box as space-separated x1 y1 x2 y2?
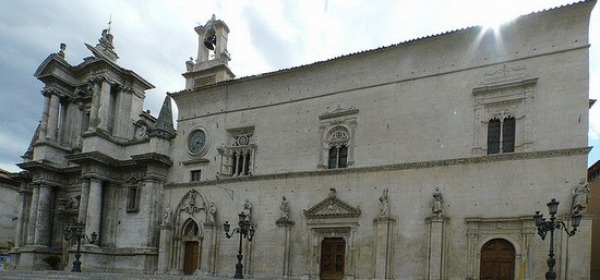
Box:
186 57 194 72
244 199 253 221
432 188 444 218
70 194 81 209
58 43 66 59
572 178 589 211
279 196 289 220
98 29 114 50
378 189 389 218
206 202 217 223
329 188 337 197
189 191 197 207
162 207 172 225
58 197 70 210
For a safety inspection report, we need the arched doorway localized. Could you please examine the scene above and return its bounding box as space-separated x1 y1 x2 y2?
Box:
320 238 345 280
181 219 202 275
480 239 515 280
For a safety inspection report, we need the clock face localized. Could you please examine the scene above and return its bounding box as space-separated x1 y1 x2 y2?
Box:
188 130 206 154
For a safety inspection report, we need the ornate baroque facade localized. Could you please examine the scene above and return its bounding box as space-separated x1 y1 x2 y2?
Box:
9 2 596 279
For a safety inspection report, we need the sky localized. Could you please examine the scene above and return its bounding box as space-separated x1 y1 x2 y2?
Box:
0 0 599 173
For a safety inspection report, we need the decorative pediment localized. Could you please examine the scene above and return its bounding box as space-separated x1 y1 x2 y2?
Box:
304 188 361 219
319 105 359 120
473 64 538 97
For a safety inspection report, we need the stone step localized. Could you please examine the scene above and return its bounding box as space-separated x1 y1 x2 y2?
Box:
0 270 240 280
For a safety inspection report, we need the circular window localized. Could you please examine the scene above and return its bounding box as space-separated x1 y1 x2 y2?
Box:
188 130 206 154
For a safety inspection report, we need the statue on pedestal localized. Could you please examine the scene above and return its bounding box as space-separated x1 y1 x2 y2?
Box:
279 196 289 220
378 189 389 218
432 188 444 218
572 178 589 211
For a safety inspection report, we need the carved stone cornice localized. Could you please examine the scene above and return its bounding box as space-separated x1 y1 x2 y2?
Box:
131 153 173 167
166 147 590 189
66 151 121 167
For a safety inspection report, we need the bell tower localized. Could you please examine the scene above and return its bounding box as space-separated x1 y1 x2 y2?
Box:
183 14 235 89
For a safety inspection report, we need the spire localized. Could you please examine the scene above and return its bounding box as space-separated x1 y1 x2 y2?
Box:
22 122 41 160
152 96 176 138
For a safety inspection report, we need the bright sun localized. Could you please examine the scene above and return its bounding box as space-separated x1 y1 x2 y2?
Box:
482 8 520 33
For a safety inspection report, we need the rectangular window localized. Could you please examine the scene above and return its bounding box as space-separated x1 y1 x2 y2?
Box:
487 119 501 154
328 145 348 169
502 117 515 153
126 185 140 213
191 170 202 182
487 117 515 155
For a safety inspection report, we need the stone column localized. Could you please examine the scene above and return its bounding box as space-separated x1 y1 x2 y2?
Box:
47 94 60 141
33 184 54 246
78 179 90 223
276 219 294 277
38 94 51 141
96 80 111 132
85 178 103 242
373 217 395 279
426 216 448 280
25 185 40 245
14 188 31 248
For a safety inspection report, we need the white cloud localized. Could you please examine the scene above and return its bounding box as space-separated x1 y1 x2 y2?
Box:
0 0 596 172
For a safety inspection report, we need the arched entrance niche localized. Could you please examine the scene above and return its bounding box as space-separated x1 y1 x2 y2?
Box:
479 238 515 280
181 218 202 275
168 189 209 274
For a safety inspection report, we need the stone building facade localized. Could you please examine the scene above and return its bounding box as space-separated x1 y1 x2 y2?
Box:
0 169 19 270
9 1 596 279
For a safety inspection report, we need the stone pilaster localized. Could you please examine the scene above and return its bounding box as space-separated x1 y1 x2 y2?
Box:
38 94 50 141
158 223 173 274
47 94 60 140
88 82 101 132
276 219 294 277
201 222 218 276
14 188 31 248
243 235 254 278
373 217 395 279
425 216 448 280
85 178 103 242
25 185 40 245
33 184 53 246
96 80 111 132
78 179 90 223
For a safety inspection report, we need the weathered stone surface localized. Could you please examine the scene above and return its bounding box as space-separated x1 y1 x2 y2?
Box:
8 2 596 279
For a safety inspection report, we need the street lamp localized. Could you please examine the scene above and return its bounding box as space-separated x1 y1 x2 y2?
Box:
534 198 582 280
224 212 255 279
63 222 97 272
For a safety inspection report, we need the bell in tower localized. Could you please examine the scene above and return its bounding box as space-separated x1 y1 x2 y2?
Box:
183 14 235 89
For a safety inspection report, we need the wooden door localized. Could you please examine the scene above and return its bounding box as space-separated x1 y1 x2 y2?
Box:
320 238 345 280
480 239 515 280
183 241 199 275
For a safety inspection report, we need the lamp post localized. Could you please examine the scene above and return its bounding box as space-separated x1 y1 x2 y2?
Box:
224 212 255 279
534 198 582 280
63 222 97 272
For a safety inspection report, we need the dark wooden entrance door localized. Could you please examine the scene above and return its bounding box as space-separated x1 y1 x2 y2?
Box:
183 241 199 275
320 238 345 280
480 239 515 280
